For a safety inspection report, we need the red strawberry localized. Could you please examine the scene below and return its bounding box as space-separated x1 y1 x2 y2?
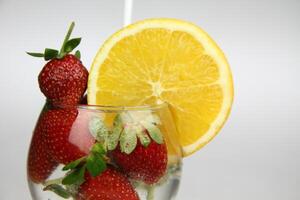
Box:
38 54 88 106
28 22 88 106
111 138 168 184
44 108 95 164
77 167 139 200
28 109 58 183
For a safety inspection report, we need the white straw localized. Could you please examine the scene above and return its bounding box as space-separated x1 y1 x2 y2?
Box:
123 0 133 27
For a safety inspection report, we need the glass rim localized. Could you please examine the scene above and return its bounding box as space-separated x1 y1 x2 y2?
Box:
56 102 169 111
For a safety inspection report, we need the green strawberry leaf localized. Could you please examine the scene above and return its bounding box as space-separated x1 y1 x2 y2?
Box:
86 153 107 177
62 164 86 185
89 117 109 143
63 157 86 171
64 38 81 53
141 121 164 144
26 52 44 57
120 126 137 154
65 184 80 197
107 128 122 151
136 126 151 147
75 50 81 59
44 48 59 61
107 114 123 150
91 143 106 155
43 184 71 199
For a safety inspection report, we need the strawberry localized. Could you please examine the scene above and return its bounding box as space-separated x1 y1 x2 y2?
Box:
111 138 168 184
27 22 88 106
44 108 95 164
77 167 139 200
28 108 58 183
38 54 88 106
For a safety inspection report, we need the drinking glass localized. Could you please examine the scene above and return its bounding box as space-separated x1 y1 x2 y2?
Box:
27 103 182 200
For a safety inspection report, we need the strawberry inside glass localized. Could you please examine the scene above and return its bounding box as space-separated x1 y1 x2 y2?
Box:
27 22 182 200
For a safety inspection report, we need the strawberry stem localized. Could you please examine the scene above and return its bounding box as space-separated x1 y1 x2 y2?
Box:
146 185 155 200
59 22 75 58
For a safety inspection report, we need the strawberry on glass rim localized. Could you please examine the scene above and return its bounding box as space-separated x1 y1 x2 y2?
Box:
27 22 88 107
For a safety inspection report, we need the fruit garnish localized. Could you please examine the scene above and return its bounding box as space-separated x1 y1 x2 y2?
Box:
77 167 139 200
43 143 108 198
43 109 95 164
88 18 234 156
112 138 168 184
27 106 58 183
89 112 168 184
27 22 88 106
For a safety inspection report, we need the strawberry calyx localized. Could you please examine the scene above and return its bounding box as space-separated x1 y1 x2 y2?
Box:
43 143 107 198
27 22 81 61
62 143 107 185
89 111 164 154
43 184 72 199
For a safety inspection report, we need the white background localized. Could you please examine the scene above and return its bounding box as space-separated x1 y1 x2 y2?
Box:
0 0 299 199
